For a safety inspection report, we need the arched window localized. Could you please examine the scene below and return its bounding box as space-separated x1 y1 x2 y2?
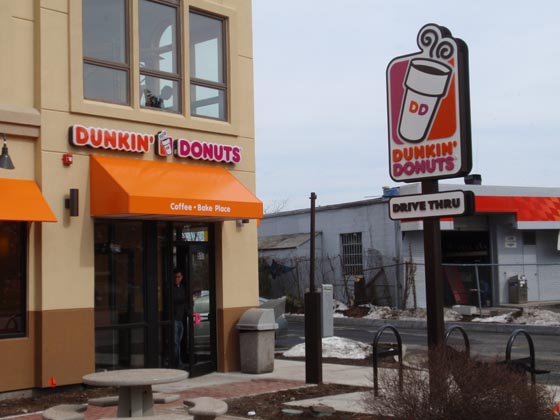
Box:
139 0 180 113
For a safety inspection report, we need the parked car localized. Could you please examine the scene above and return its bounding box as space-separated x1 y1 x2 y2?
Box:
192 294 288 345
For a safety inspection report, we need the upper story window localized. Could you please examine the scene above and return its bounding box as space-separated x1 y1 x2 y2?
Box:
139 0 180 112
0 222 26 338
340 232 363 276
81 1 229 122
189 10 227 121
83 0 129 105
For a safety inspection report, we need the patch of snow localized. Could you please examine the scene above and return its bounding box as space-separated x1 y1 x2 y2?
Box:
283 336 372 359
515 308 560 326
293 302 560 327
333 300 348 312
363 305 393 319
472 313 514 323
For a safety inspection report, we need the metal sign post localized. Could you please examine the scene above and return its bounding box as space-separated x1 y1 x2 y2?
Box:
422 180 444 349
305 192 322 384
386 24 472 394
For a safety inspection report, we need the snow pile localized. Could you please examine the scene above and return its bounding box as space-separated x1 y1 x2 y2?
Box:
333 300 349 312
444 308 464 321
472 312 514 323
351 305 462 322
300 301 560 326
515 308 560 326
283 336 372 359
362 305 394 319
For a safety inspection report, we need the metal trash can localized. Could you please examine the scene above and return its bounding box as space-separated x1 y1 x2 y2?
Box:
508 275 528 304
237 308 277 373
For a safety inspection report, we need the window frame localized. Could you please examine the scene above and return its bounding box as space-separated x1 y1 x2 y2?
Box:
189 8 228 121
70 0 241 136
82 0 131 105
0 222 27 339
340 232 364 276
139 0 182 113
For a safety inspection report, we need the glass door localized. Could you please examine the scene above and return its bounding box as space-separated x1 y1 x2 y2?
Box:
187 244 214 376
171 223 216 377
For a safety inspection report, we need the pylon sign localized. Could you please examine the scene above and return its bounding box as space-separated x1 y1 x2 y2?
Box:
387 24 471 182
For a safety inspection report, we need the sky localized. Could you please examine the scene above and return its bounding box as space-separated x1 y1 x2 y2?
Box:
251 1 560 212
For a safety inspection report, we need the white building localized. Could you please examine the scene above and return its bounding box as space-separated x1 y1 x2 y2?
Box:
258 182 560 308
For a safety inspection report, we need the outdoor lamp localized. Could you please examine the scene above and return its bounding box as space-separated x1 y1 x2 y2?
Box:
0 134 15 170
65 188 79 217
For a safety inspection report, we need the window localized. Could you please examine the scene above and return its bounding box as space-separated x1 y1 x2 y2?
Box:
79 2 232 124
340 232 363 276
83 0 129 104
522 231 536 246
0 222 26 337
139 0 180 112
189 11 227 120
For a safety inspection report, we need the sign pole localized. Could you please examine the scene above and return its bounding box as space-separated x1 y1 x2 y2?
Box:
422 180 445 349
305 192 322 384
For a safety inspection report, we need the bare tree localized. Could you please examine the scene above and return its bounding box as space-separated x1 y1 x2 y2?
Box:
264 198 290 214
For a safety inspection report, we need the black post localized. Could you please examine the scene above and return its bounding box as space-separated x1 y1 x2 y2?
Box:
422 180 444 349
305 192 322 384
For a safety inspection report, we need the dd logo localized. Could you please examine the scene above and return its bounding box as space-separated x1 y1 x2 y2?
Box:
408 100 429 116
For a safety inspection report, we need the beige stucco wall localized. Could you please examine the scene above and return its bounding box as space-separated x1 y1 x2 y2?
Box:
0 0 258 388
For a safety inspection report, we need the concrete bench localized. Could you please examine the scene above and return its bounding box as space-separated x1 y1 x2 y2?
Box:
42 404 87 420
99 415 187 420
89 393 179 407
184 397 228 420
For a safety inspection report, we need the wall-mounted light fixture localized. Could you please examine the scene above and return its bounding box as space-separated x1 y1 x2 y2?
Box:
65 188 79 217
236 219 250 227
0 134 15 170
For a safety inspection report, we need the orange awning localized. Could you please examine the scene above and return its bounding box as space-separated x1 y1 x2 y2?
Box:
0 179 57 222
90 155 263 220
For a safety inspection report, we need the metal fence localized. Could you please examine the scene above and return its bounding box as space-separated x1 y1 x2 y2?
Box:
259 255 560 310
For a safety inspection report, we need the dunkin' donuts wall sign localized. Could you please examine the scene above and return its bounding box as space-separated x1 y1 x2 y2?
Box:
387 24 472 182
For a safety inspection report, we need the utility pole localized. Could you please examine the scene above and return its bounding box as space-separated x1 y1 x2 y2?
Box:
305 192 322 384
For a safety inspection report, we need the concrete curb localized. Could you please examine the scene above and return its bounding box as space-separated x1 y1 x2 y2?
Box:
286 314 560 336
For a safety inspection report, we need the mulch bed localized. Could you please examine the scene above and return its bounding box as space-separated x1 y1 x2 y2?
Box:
225 383 387 419
0 385 118 418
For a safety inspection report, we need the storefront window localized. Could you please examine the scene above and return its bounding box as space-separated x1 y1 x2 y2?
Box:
94 221 145 369
139 0 181 112
82 0 129 104
189 11 227 120
0 222 26 337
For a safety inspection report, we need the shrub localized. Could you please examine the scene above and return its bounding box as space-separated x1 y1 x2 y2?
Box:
364 346 556 420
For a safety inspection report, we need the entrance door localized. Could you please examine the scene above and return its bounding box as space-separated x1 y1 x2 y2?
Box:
172 231 216 377
94 221 216 376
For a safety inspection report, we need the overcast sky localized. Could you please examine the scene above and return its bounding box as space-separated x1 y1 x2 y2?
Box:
252 1 560 212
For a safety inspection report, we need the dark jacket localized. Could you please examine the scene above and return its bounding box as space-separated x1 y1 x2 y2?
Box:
173 283 186 321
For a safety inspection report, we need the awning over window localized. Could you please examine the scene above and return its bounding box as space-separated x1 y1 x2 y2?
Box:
90 155 263 220
0 179 56 222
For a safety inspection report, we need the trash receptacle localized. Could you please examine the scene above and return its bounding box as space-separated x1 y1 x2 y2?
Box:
508 275 528 304
237 308 277 373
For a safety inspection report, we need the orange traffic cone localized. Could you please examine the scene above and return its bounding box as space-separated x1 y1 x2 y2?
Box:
48 376 56 389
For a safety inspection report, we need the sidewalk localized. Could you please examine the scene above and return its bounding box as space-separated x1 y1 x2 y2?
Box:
4 360 375 420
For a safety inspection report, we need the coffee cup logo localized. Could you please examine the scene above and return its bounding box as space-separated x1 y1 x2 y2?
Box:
399 58 452 142
156 130 173 156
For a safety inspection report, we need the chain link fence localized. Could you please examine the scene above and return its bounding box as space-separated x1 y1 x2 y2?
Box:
259 255 560 310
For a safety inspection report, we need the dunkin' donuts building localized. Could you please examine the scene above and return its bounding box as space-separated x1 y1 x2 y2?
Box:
0 0 262 392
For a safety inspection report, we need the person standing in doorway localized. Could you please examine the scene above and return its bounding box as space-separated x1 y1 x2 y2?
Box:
173 269 187 368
